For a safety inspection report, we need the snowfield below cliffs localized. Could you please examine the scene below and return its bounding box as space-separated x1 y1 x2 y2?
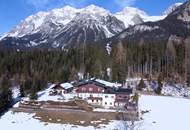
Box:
137 95 190 130
1 94 190 130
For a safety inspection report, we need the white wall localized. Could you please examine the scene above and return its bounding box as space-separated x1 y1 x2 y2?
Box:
77 93 116 108
102 94 115 108
87 99 102 106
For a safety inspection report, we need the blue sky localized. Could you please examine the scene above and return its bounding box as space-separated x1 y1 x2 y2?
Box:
0 0 186 35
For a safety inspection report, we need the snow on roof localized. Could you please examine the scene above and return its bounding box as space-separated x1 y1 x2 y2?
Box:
36 84 65 101
125 77 142 82
95 79 122 88
60 83 73 89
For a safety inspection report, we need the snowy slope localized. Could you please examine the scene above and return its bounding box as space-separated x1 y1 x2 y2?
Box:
5 5 123 39
0 111 128 130
2 95 190 130
0 3 186 50
114 7 166 28
4 4 181 39
137 95 190 130
6 6 77 38
1 5 125 49
163 2 183 15
162 83 190 98
6 5 165 38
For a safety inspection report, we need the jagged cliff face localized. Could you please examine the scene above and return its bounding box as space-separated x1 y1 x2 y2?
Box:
0 5 125 50
110 1 190 45
0 2 187 50
0 4 168 50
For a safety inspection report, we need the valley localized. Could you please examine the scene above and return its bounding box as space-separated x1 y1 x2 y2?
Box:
0 0 190 130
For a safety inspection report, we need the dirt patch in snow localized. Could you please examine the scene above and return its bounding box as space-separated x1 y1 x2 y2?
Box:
34 110 136 127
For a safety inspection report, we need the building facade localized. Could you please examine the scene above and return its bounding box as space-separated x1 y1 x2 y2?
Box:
50 79 133 109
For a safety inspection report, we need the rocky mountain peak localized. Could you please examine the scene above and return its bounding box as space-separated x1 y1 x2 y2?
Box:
163 2 183 15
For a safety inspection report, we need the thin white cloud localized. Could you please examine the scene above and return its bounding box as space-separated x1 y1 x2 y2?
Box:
26 0 88 9
113 0 137 8
26 0 53 8
26 0 138 10
62 0 88 7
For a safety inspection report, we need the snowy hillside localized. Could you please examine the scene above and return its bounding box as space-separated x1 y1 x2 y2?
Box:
1 5 126 49
5 5 124 39
114 7 166 28
6 5 166 38
0 111 129 130
163 2 183 15
136 95 190 130
1 94 190 130
162 83 190 98
1 3 182 50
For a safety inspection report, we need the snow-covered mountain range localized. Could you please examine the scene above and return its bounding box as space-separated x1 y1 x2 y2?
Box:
110 1 190 45
0 3 184 50
114 7 166 28
5 5 166 38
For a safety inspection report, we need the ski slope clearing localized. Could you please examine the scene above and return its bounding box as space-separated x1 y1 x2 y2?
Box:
138 95 190 130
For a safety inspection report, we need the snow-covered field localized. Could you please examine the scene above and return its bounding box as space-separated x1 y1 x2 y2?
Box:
1 94 190 130
137 95 190 130
0 111 127 130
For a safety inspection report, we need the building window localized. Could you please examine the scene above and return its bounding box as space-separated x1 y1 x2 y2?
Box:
89 88 93 92
105 102 107 105
110 103 112 105
96 100 99 102
92 100 94 102
111 96 114 98
105 95 108 98
82 87 86 92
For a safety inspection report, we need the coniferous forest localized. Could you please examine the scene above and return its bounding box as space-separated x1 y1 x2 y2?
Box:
0 39 190 110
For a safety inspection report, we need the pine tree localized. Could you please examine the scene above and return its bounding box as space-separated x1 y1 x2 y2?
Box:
20 84 25 97
30 83 38 100
155 74 163 94
137 79 146 91
0 76 13 112
132 92 139 104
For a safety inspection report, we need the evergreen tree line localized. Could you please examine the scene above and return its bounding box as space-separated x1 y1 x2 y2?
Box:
0 40 189 99
0 76 13 113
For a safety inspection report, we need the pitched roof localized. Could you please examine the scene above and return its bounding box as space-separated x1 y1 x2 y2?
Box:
60 83 73 89
95 79 122 88
76 80 109 89
52 83 73 90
